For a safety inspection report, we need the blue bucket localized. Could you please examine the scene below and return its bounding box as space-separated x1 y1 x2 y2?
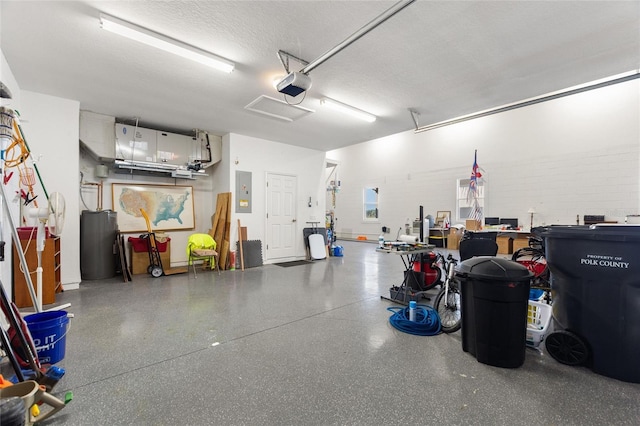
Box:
333 245 344 257
24 310 69 364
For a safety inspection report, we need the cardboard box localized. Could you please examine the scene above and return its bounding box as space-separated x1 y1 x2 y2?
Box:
447 228 461 250
466 219 481 231
130 241 171 274
496 236 513 254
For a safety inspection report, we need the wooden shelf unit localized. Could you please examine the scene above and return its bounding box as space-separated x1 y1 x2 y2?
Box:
12 236 61 308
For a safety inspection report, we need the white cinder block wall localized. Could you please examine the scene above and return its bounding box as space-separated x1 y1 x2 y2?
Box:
327 79 640 240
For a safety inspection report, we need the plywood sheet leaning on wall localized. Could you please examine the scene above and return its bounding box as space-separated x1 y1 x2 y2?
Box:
221 192 232 269
209 192 232 269
209 197 223 238
210 193 227 244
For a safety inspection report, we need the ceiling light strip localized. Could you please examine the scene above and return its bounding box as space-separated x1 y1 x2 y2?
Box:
415 70 640 133
321 98 376 122
99 13 235 73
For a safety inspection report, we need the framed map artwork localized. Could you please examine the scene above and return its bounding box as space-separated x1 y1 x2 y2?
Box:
111 183 195 232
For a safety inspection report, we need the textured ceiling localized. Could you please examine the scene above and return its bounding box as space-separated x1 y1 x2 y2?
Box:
1 1 638 151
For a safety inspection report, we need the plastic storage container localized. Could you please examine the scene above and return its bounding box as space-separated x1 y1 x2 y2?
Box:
128 236 169 252
17 226 50 240
534 224 640 382
458 257 532 368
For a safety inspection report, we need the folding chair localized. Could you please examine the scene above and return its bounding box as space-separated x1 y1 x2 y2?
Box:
187 234 220 277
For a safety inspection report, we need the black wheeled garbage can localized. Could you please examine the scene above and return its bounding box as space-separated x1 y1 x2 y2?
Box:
458 257 532 368
534 225 640 383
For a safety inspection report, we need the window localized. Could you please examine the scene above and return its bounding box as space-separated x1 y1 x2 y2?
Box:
363 187 379 221
456 178 484 221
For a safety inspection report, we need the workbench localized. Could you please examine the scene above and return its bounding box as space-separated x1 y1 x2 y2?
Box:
377 244 436 304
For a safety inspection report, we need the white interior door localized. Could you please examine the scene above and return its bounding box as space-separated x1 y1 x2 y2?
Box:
266 173 297 260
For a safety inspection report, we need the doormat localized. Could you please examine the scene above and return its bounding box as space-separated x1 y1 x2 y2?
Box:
274 260 312 267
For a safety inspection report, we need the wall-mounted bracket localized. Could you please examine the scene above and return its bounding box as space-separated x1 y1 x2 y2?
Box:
409 109 420 130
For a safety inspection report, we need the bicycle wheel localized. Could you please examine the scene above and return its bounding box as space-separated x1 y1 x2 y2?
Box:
433 287 461 333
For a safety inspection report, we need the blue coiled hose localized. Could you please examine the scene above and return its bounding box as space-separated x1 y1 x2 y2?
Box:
387 304 441 336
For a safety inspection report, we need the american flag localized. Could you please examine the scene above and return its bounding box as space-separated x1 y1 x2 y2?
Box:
469 150 482 195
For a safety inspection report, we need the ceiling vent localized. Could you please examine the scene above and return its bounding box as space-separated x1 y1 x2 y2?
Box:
244 95 314 122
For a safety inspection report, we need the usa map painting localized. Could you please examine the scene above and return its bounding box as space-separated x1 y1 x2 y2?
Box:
112 184 195 232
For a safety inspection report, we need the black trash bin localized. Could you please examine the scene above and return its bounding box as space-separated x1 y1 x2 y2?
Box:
458 257 532 368
534 224 640 383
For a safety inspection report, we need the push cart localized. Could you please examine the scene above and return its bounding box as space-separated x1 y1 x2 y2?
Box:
139 208 163 277
141 231 164 278
139 209 187 277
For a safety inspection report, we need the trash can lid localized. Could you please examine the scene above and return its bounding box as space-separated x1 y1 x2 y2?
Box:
533 224 640 242
455 256 533 281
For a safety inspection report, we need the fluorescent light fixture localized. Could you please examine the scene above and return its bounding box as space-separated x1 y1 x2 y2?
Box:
320 98 376 122
415 69 639 133
99 13 234 73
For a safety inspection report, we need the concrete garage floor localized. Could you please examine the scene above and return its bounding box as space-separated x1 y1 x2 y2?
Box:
27 240 640 425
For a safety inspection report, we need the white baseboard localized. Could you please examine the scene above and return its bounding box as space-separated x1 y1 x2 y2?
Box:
62 282 80 291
